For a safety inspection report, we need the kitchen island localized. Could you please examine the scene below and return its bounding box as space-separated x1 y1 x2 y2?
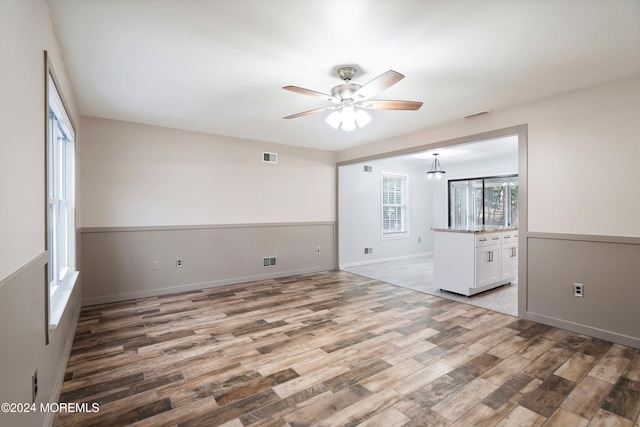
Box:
433 226 518 296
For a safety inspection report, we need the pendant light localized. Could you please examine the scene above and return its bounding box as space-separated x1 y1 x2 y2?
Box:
427 153 446 179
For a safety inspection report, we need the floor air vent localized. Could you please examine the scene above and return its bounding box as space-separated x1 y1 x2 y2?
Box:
262 256 277 267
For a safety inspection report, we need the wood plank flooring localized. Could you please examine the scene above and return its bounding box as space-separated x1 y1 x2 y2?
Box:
55 271 640 426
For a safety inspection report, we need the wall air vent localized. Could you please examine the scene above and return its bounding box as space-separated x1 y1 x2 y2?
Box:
262 256 277 267
363 165 373 172
364 247 373 255
463 110 491 119
263 152 278 163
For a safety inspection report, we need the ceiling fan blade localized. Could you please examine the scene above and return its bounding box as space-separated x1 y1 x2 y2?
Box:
283 106 336 119
282 86 339 103
359 100 423 110
353 70 405 101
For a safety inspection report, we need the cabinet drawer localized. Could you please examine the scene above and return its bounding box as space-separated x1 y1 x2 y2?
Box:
502 231 518 242
476 233 501 247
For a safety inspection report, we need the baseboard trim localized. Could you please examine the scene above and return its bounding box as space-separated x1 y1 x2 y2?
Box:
522 311 640 349
82 265 337 306
340 252 432 269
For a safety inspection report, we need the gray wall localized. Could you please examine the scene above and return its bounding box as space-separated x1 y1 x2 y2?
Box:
526 234 640 348
81 223 335 305
78 117 338 306
0 1 82 426
0 255 81 427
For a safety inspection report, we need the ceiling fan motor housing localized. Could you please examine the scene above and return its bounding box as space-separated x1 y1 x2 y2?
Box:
331 83 361 101
333 67 362 100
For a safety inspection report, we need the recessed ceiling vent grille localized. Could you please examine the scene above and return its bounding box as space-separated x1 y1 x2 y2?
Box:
262 256 277 267
363 165 373 172
463 110 491 119
263 152 278 163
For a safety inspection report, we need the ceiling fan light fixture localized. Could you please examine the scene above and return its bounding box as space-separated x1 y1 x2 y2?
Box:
341 119 357 132
427 153 446 180
326 101 371 132
355 108 371 127
283 67 422 132
341 101 356 129
326 111 341 129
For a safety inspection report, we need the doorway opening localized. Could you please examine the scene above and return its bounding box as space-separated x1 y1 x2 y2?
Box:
337 126 527 317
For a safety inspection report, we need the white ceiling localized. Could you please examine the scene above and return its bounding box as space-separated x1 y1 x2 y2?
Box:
47 0 640 152
402 135 518 167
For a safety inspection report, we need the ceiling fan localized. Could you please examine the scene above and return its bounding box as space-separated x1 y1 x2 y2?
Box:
282 67 423 131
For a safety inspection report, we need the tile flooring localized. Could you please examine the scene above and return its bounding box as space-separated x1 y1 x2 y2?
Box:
343 254 518 316
54 270 640 426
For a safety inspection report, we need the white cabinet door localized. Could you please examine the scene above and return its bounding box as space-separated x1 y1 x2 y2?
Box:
501 243 518 281
475 244 501 288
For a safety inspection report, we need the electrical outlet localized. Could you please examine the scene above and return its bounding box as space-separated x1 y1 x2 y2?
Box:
176 258 183 268
32 369 38 403
152 260 160 270
418 237 421 243
573 283 584 297
316 247 320 253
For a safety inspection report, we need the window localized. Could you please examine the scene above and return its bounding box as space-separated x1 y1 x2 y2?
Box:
449 175 518 228
483 176 519 227
382 173 408 238
46 57 78 331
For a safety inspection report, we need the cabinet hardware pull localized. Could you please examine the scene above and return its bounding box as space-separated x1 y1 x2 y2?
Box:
488 251 493 262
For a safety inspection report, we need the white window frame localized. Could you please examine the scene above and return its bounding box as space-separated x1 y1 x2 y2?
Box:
381 173 409 239
46 54 78 332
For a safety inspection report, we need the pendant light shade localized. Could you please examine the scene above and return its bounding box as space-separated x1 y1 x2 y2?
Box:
427 153 446 179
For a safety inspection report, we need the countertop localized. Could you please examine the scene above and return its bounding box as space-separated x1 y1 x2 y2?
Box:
432 226 518 234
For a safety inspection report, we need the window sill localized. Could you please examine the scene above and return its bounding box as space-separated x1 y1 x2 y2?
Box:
382 233 409 240
49 270 78 330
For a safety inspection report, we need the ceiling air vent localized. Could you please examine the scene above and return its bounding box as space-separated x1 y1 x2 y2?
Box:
363 165 373 173
463 110 491 119
263 152 277 163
